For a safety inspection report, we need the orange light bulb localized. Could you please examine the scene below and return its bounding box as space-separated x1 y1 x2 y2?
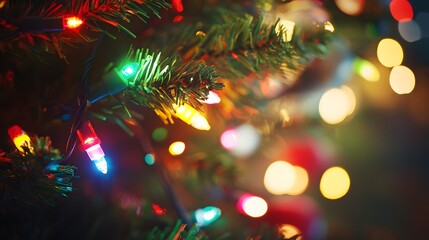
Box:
64 16 83 29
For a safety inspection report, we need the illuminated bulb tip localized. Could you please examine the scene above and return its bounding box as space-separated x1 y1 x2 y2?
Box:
173 104 211 131
120 62 139 79
202 91 221 104
65 16 83 29
191 114 211 130
93 157 108 174
324 21 335 32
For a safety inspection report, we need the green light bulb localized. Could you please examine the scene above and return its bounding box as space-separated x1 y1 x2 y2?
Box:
120 62 139 80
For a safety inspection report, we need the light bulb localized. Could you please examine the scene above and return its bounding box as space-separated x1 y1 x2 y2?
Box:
7 125 34 153
174 104 211 131
64 16 83 29
93 157 108 174
77 121 108 174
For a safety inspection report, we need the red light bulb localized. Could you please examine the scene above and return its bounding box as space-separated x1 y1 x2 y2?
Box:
77 121 107 174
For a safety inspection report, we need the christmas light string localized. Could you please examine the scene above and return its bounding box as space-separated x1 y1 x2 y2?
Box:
1 131 76 208
64 32 106 163
0 0 170 58
0 1 339 237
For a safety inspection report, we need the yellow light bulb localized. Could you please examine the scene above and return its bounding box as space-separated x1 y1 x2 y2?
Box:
174 104 211 131
13 134 33 153
8 125 34 153
324 21 335 32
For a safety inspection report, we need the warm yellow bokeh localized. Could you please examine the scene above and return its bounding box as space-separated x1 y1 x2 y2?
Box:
286 166 309 195
277 19 296 42
377 38 404 67
279 224 301 239
242 196 268 218
335 0 365 16
169 141 186 156
341 86 357 116
264 161 296 195
319 88 349 124
320 166 351 200
389 65 416 94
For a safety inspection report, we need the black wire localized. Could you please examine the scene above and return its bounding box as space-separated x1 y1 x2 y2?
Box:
63 33 106 162
127 119 193 227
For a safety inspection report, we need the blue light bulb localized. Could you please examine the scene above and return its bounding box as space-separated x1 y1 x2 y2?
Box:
93 157 108 174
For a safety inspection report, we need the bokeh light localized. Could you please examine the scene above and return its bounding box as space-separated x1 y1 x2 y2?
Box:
144 153 155 165
377 38 403 68
319 88 355 125
335 0 365 16
398 20 421 42
194 206 221 227
220 129 238 149
152 127 168 142
390 0 413 22
341 85 357 116
389 65 416 94
320 166 351 200
264 161 296 195
353 57 380 82
152 204 166 215
223 124 261 157
169 141 186 156
416 12 429 38
287 166 309 195
260 75 287 98
279 224 301 239
277 19 295 42
238 194 268 218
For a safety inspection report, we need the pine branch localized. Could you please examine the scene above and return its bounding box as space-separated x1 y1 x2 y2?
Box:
0 136 76 212
147 11 331 119
146 220 208 240
121 48 223 124
171 13 331 80
0 0 170 59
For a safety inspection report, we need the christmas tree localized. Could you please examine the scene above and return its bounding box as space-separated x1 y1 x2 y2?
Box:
1 0 428 239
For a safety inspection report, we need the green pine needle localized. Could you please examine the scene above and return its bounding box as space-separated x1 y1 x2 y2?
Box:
0 0 171 59
163 12 331 80
0 136 76 211
146 220 208 240
121 47 223 124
